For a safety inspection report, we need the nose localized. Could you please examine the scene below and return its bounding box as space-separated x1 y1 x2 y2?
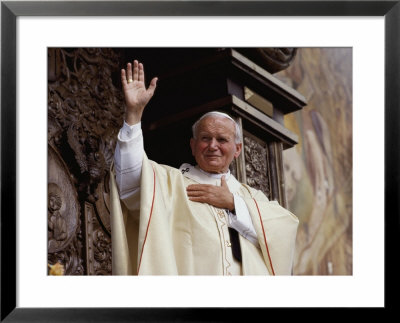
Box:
208 138 218 150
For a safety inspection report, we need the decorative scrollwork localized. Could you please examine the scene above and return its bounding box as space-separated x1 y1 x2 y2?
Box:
244 134 271 198
48 48 124 275
84 202 112 275
48 48 123 203
48 145 84 274
93 229 112 275
48 223 85 276
48 188 68 250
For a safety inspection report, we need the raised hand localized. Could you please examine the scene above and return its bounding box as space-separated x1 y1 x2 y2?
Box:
186 176 235 211
121 60 158 125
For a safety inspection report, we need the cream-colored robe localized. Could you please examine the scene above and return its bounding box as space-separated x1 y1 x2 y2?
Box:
110 154 299 275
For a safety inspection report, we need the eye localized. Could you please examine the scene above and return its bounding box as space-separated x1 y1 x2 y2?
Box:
218 137 228 143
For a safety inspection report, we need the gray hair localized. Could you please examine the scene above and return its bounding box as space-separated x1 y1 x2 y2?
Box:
192 111 242 144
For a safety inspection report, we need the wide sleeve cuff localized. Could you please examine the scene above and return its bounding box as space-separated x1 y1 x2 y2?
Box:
227 194 259 246
119 121 142 141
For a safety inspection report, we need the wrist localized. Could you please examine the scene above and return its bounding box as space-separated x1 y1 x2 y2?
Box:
228 195 235 211
125 111 142 126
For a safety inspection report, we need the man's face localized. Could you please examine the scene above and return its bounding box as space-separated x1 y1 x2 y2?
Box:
190 116 242 174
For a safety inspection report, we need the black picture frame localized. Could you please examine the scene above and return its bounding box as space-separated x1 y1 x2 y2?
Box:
1 1 398 321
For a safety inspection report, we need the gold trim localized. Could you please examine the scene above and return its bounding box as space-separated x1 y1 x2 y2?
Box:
214 207 232 275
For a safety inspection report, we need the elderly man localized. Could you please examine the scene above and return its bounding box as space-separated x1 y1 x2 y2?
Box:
110 60 299 275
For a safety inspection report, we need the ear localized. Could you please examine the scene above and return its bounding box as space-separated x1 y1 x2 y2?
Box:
190 138 195 156
234 143 242 158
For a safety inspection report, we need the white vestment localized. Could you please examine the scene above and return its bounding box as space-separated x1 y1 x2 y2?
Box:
110 154 299 275
113 121 258 245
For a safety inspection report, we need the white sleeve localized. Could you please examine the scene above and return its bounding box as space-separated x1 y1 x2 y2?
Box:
227 194 259 246
114 121 143 199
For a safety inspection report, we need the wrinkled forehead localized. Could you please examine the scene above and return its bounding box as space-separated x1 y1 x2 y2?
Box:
197 116 236 134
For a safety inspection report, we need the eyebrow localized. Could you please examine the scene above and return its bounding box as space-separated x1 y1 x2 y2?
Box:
198 132 232 139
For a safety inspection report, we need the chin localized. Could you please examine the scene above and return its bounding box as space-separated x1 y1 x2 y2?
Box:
198 159 227 173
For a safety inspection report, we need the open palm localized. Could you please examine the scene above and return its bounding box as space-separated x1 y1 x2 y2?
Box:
121 60 157 125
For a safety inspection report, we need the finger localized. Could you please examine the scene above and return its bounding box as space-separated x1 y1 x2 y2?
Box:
133 60 139 81
146 77 158 96
186 187 210 194
186 184 212 192
126 62 133 81
186 188 204 195
188 196 208 204
187 190 207 197
138 63 145 83
121 69 128 87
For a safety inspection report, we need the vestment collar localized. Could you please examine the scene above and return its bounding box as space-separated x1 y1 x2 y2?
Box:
179 163 241 192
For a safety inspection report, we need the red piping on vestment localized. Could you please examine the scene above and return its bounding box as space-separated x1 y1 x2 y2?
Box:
253 198 275 276
137 167 156 275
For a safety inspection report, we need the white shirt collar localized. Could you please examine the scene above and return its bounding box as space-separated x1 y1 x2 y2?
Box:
179 163 240 192
195 165 231 180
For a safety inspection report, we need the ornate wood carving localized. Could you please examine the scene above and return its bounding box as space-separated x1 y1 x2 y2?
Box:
48 48 124 275
48 48 123 202
48 144 84 275
85 202 112 275
243 132 271 199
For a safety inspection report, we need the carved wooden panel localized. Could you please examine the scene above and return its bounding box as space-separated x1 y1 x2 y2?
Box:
230 122 288 207
48 48 124 275
85 202 112 275
48 144 84 275
243 132 271 199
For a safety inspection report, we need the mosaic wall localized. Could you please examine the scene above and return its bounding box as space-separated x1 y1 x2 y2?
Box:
277 48 353 275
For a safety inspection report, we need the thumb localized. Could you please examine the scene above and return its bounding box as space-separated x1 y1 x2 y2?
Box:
221 175 228 187
147 77 158 97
